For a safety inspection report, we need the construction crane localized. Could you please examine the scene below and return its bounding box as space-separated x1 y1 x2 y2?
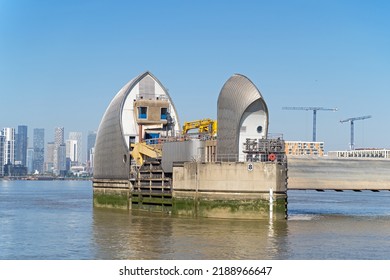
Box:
182 118 217 137
340 115 372 150
130 142 162 166
282 107 338 142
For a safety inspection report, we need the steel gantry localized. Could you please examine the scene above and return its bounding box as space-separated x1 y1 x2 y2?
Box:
282 107 338 142
340 115 372 150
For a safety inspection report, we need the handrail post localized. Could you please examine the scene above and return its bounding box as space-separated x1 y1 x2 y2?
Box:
269 188 273 219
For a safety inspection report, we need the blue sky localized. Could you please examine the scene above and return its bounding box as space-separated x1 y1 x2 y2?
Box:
0 0 389 151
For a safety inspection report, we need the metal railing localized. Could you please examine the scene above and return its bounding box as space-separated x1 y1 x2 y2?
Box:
136 94 168 101
242 138 286 163
216 154 246 162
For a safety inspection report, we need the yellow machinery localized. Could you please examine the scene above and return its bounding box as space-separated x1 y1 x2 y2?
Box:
182 118 217 136
130 142 162 166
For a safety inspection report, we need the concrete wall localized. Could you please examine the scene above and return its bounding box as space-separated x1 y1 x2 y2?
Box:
173 162 286 198
172 162 287 219
92 179 130 209
288 156 390 190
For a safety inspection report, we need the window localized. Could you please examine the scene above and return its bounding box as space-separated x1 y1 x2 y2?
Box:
129 136 136 145
138 107 147 119
161 108 168 120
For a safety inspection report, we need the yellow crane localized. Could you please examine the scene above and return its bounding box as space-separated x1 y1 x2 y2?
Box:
182 118 217 136
130 142 162 166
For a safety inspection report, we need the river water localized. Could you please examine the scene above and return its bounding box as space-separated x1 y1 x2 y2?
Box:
1 180 390 260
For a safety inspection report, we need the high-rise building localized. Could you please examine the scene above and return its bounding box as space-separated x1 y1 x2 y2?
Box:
89 147 95 174
0 135 4 176
66 139 78 163
2 128 15 165
33 128 45 174
54 127 64 146
26 147 34 174
87 131 96 163
53 127 65 175
87 131 96 174
45 142 55 173
15 125 28 166
68 132 82 165
58 144 67 176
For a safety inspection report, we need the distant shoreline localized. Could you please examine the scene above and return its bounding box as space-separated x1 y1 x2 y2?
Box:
0 176 92 181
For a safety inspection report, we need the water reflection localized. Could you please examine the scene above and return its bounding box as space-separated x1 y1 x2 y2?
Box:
92 208 289 259
3 181 390 260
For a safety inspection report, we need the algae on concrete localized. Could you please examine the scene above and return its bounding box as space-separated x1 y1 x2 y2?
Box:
172 197 287 219
93 192 129 209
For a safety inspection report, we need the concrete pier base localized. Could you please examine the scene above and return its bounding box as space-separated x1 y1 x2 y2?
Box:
172 195 287 219
172 161 288 219
92 161 288 219
92 179 130 209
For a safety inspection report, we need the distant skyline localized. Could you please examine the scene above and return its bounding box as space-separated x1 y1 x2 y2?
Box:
1 0 389 151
